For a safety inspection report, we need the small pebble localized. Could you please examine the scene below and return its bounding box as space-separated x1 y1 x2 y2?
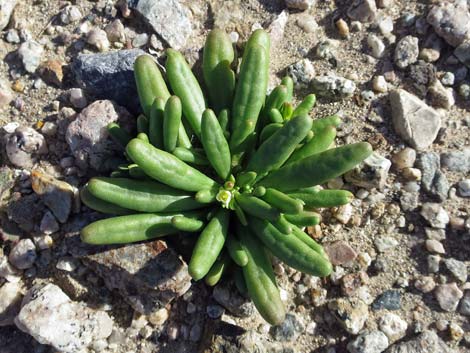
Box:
372 290 401 310
435 283 463 312
367 34 385 58
372 75 387 93
87 28 110 52
335 19 349 38
441 72 455 86
458 179 470 197
428 255 441 273
56 257 78 272
425 239 445 254
414 276 436 293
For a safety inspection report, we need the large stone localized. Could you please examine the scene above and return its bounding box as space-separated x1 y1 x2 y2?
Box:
70 236 191 315
127 0 192 50
427 0 470 47
15 283 113 353
389 89 441 150
72 49 145 114
386 330 456 353
0 0 17 30
31 170 75 223
65 100 133 171
0 280 24 326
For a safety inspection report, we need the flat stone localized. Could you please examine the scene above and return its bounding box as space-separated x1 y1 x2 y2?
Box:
420 203 449 229
347 0 377 23
329 298 369 334
345 152 391 190
5 126 48 168
415 152 449 202
389 89 441 150
72 49 145 114
324 241 357 266
0 280 24 326
0 0 17 30
15 283 113 353
127 0 192 50
213 281 254 317
347 330 389 353
311 74 356 100
65 100 133 171
76 239 191 315
8 239 36 270
378 313 407 342
394 36 419 69
386 330 456 353
372 290 401 311
435 283 463 312
427 0 470 47
441 149 470 173
444 258 467 282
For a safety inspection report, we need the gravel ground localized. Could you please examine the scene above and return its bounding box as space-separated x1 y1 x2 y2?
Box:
0 0 469 352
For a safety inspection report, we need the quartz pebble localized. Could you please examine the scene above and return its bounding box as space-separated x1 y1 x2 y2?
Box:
347 330 389 353
17 40 44 73
435 283 463 312
425 240 445 254
9 239 37 270
372 75 387 93
378 313 408 342
420 203 449 229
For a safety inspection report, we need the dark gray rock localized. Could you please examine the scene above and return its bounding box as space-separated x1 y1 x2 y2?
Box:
212 281 254 317
372 290 401 311
69 235 191 316
386 330 456 353
270 313 304 342
127 0 192 50
7 193 44 232
416 152 449 202
408 61 437 97
441 149 470 173
72 49 145 114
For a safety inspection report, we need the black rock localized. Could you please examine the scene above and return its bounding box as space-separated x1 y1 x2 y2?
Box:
71 49 145 114
372 290 401 311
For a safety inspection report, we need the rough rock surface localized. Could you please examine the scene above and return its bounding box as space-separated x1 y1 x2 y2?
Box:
385 330 456 353
15 283 113 353
427 1 470 47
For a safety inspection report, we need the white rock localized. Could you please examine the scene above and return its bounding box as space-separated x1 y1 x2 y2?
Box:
347 330 389 353
378 313 407 342
372 75 388 93
334 204 353 224
420 203 449 228
17 40 44 73
87 28 110 52
8 239 37 270
0 0 17 31
0 280 24 326
378 16 393 34
389 89 441 150
15 283 113 352
60 5 82 25
56 257 78 272
368 34 386 58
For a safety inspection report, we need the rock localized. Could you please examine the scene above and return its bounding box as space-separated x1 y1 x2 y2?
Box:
428 80 455 109
444 258 467 282
372 290 401 311
77 240 191 315
458 179 470 197
0 78 14 107
39 59 64 87
347 330 389 353
0 0 17 30
372 75 388 93
378 313 408 342
59 5 82 25
65 100 132 171
334 204 353 224
270 313 304 341
435 283 463 312
336 18 350 38
105 19 126 43
68 88 87 109
428 255 441 273
459 291 470 315
287 59 315 89
368 34 386 58
87 28 110 52
345 152 391 190
427 1 470 47
268 10 289 50
425 239 445 254
17 40 44 73
311 75 356 100
213 281 254 317
296 14 318 33
378 16 393 35
132 33 149 48
441 149 470 173
392 148 416 169
389 89 441 150
420 203 449 229
5 126 48 168
56 257 78 272
15 283 113 352
324 241 357 266
31 170 75 223
285 0 315 10
394 36 419 69
385 330 456 353
454 41 470 68
374 236 398 253
6 193 44 232
329 298 369 334
415 152 449 202
72 49 145 113
127 0 192 50
8 239 37 270
0 252 22 282
347 0 377 23
0 280 24 326
408 60 437 97
414 276 436 293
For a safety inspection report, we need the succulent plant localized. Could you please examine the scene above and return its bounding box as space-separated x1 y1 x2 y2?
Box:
79 29 373 325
